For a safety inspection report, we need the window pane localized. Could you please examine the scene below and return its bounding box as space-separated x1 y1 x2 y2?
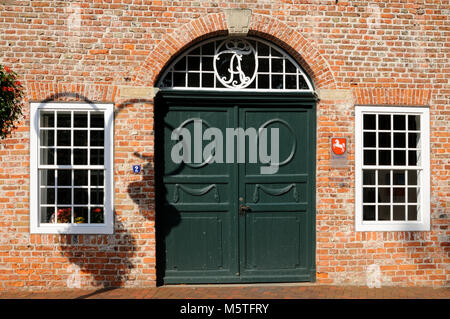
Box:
90 131 104 147
298 75 309 90
393 187 405 203
393 150 406 165
271 74 283 89
392 170 405 185
73 149 87 165
379 150 391 165
57 130 71 146
408 170 418 185
161 72 173 87
363 170 375 185
393 115 405 130
174 57 186 71
363 188 375 203
90 207 104 223
363 114 376 130
271 58 283 73
202 57 213 71
57 149 71 165
188 56 200 70
378 132 391 147
378 170 390 185
408 205 418 221
378 115 390 130
40 207 55 223
74 112 88 128
393 206 405 221
57 188 71 204
364 132 376 147
40 170 55 186
285 59 296 73
90 113 104 128
393 133 406 148
40 149 54 165
91 170 104 186
57 207 71 223
408 133 420 148
258 42 269 56
201 73 214 88
258 74 269 89
57 112 71 128
188 72 200 87
57 169 71 186
378 206 390 220
90 189 104 205
74 188 88 204
90 149 104 165
174 72 186 87
408 151 418 166
363 206 375 221
40 111 54 127
285 75 297 89
408 115 420 130
408 188 418 203
271 47 282 57
40 188 55 204
378 188 390 203
74 130 88 146
241 54 255 77
40 130 54 146
364 150 376 165
74 207 88 224
74 170 88 186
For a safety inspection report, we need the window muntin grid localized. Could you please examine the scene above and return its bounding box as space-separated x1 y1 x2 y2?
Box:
157 37 314 92
355 106 430 231
30 103 114 234
38 110 105 225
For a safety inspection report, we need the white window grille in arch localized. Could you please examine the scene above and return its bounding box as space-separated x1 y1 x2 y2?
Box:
157 37 314 92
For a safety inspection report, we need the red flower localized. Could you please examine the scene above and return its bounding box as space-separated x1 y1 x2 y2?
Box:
4 66 11 73
93 208 102 213
2 87 6 92
8 87 14 92
14 81 21 86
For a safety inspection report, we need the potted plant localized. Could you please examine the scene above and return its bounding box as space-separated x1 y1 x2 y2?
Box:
0 65 24 139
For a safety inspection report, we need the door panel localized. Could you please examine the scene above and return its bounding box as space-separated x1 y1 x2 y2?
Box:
238 107 314 281
161 106 238 283
157 94 316 284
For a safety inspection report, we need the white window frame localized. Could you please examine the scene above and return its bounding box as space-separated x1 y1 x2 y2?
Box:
30 102 114 234
355 106 430 231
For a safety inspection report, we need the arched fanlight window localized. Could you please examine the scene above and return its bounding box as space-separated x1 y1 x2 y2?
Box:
157 37 314 92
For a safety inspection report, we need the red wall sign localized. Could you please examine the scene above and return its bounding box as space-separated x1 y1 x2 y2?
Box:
331 138 347 155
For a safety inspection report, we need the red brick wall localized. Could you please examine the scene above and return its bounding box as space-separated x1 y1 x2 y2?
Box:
0 1 448 290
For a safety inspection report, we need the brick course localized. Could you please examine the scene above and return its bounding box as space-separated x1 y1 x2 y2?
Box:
0 0 448 290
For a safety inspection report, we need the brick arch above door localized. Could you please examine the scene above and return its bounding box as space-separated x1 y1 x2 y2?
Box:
132 12 337 90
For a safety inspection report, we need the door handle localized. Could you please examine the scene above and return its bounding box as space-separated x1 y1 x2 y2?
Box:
239 204 251 216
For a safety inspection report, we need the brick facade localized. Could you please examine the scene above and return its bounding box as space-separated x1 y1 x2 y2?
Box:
0 0 448 290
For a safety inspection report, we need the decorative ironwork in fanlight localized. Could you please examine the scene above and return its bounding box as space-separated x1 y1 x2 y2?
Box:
157 37 314 91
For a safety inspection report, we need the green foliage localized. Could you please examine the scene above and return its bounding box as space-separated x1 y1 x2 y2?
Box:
0 65 24 139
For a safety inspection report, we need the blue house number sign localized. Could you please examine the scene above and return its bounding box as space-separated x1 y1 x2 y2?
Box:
133 165 141 173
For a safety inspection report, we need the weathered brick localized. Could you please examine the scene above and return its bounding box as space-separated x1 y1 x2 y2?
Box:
0 0 448 292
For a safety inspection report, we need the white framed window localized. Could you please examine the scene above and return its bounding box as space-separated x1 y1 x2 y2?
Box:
355 106 430 231
30 102 114 234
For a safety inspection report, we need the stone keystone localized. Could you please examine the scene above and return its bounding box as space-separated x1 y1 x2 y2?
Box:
224 8 252 36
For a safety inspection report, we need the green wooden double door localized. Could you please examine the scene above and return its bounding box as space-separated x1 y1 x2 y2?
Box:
156 92 316 284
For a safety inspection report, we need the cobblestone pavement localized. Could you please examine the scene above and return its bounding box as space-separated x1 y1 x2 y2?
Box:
0 285 449 299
